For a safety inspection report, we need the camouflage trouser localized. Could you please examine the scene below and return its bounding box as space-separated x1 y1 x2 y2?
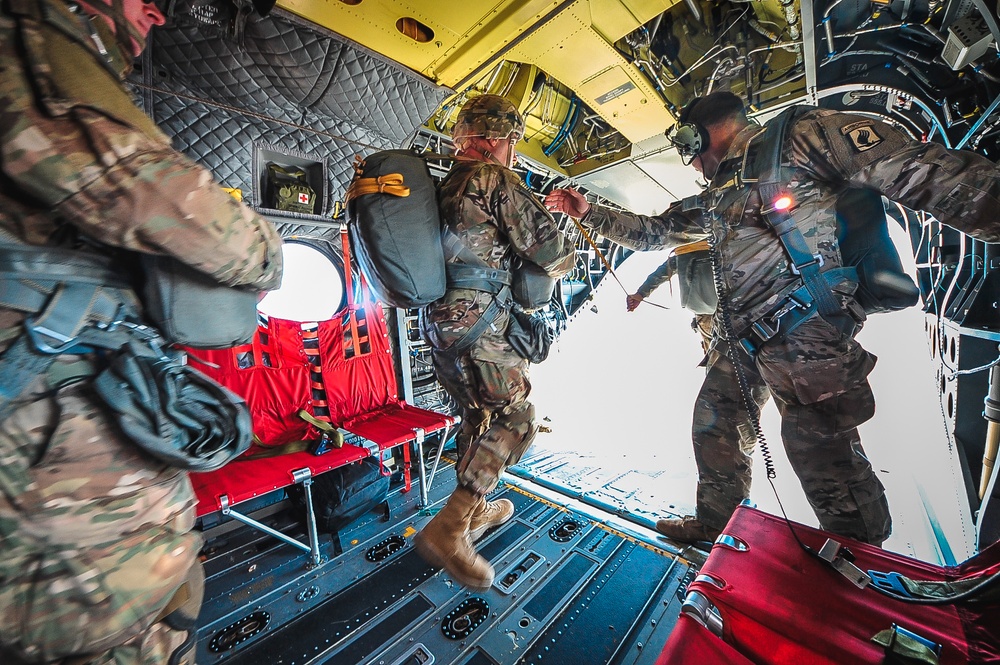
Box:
0 378 201 664
695 315 892 545
430 328 535 496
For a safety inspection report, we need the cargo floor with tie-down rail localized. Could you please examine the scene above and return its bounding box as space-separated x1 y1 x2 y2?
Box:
193 465 704 665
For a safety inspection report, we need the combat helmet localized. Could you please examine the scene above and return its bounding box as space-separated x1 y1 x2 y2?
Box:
452 94 525 142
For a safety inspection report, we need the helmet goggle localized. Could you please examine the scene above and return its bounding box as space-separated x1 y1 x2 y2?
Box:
666 122 707 166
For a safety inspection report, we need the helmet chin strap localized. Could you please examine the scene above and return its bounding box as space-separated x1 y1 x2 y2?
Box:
455 136 516 168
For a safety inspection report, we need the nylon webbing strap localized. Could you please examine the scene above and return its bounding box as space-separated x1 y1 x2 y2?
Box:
446 285 512 357
739 267 857 350
0 239 143 420
442 228 489 266
755 107 847 331
0 334 58 419
445 263 512 293
438 228 513 354
339 223 365 358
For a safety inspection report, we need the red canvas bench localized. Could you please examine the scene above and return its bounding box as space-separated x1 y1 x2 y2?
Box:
187 285 455 565
190 445 370 565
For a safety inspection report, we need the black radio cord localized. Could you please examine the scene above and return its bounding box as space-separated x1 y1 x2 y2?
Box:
708 233 776 480
711 233 999 605
708 230 818 557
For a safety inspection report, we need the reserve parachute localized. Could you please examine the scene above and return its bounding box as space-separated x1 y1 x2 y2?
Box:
345 150 447 308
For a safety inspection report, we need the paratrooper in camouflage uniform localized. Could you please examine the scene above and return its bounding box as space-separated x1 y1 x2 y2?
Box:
414 95 575 589
546 91 1000 546
0 0 283 661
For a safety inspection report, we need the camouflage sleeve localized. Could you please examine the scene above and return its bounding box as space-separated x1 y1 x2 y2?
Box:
61 140 284 289
790 109 1000 243
0 46 282 289
493 168 576 278
636 258 674 298
581 199 707 251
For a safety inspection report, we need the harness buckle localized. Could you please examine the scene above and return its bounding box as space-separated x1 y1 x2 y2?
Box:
789 254 824 275
24 317 80 355
769 292 810 321
750 319 778 343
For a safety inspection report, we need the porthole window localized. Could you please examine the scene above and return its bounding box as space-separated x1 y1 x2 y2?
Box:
257 240 345 322
396 17 433 43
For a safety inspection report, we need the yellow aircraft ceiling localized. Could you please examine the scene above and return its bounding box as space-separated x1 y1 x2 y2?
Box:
277 0 686 143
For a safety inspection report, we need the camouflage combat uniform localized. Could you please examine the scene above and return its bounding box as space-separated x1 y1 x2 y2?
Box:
0 0 283 662
420 159 575 495
584 106 1000 544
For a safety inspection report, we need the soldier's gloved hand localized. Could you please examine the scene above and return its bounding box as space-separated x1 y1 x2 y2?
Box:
626 293 644 311
544 188 590 219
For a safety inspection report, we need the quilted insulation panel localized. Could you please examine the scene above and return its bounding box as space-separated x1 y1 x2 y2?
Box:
135 1 449 239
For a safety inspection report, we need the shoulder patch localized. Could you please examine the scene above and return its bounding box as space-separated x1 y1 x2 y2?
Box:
841 121 883 152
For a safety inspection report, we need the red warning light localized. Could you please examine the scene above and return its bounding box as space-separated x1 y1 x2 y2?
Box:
773 195 793 211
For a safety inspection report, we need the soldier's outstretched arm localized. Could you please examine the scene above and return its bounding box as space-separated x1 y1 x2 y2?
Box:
546 188 707 251
636 257 675 298
582 200 708 252
0 40 283 290
790 110 1000 243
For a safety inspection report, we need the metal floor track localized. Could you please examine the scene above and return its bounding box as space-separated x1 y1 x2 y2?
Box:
195 469 703 665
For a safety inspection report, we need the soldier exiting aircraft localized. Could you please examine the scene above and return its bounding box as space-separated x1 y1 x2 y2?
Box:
415 95 575 589
546 91 1000 547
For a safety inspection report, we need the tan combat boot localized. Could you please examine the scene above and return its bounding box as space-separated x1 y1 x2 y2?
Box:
655 516 721 544
414 486 495 590
468 497 514 541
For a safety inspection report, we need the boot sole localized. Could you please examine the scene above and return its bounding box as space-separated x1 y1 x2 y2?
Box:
413 533 495 591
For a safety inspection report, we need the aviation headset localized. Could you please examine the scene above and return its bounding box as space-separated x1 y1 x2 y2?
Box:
668 99 710 165
667 91 746 165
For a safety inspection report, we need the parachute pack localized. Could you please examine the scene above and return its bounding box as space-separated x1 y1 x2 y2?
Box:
345 150 556 312
345 150 447 308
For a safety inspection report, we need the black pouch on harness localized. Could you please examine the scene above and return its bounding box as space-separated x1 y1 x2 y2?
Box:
140 255 259 349
287 457 389 532
511 259 556 309
93 340 253 471
836 189 919 314
505 307 551 363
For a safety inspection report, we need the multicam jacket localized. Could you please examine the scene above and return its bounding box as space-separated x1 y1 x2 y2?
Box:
0 0 283 296
583 107 1000 333
423 158 575 348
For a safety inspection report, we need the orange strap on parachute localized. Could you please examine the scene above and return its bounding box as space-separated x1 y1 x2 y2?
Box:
673 238 711 256
344 155 410 202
